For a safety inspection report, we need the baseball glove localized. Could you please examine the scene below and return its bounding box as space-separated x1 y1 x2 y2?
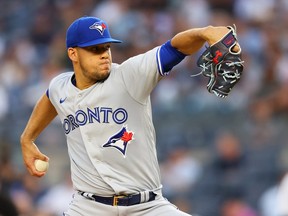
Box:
196 25 244 98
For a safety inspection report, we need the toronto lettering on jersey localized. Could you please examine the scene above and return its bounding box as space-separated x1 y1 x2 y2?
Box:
63 107 128 134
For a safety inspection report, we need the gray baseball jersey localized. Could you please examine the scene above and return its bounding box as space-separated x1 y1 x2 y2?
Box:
48 47 163 196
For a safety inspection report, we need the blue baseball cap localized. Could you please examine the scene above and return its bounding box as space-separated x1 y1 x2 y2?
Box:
66 16 122 48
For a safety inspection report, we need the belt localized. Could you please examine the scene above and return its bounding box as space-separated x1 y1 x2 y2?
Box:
79 191 156 206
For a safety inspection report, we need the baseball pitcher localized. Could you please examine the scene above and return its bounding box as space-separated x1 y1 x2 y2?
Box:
20 16 243 216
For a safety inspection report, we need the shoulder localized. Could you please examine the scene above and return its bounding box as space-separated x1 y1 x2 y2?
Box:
49 72 74 88
48 72 74 97
51 72 73 83
47 72 74 105
118 47 160 70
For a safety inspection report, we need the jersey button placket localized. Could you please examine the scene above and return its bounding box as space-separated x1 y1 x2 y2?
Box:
77 94 82 108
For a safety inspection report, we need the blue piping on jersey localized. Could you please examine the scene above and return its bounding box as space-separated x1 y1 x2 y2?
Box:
46 89 49 98
156 48 164 76
157 40 187 76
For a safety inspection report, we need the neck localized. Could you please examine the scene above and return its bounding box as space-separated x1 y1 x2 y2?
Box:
71 73 108 90
71 74 95 90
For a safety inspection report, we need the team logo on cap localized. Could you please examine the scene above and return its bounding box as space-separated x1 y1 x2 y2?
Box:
89 22 107 35
102 126 134 157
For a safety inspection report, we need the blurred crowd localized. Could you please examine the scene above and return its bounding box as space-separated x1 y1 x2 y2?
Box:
1 0 288 215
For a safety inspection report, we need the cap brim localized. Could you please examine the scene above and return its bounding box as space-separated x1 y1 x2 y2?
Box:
77 38 122 47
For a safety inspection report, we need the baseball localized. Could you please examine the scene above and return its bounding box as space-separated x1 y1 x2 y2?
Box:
34 159 49 172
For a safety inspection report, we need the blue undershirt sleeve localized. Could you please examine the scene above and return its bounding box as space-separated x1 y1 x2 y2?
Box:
156 40 187 76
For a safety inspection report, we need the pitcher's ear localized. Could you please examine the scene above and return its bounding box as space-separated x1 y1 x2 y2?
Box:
67 47 78 62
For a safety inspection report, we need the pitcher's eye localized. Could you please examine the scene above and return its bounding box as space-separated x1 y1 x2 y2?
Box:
84 45 111 54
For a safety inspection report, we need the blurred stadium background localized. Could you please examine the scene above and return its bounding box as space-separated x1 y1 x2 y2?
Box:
0 0 288 215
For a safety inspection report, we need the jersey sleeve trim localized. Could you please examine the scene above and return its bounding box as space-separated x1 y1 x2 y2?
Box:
46 89 49 98
156 40 187 76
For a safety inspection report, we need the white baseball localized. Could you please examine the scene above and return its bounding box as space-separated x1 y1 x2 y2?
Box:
34 159 49 172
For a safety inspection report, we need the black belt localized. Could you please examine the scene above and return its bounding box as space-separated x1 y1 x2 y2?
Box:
79 191 156 206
